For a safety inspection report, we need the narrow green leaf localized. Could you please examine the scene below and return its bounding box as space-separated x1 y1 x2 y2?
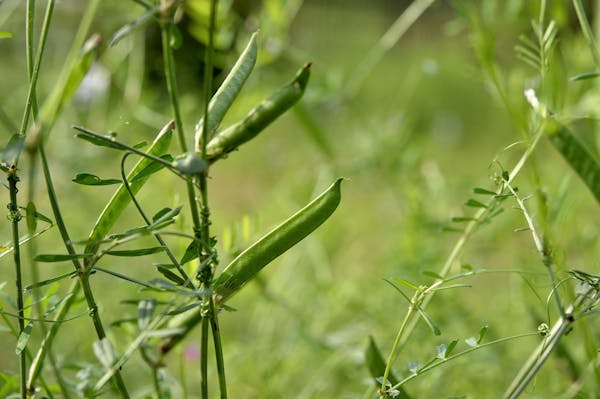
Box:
570 71 600 81
473 187 497 195
145 328 186 338
451 216 476 223
2 134 25 166
84 121 173 257
180 240 200 265
170 24 182 49
422 271 443 280
76 130 127 150
465 199 487 208
26 202 37 233
446 339 459 357
25 271 77 291
165 301 202 315
0 32 13 39
195 32 258 147
106 247 164 257
212 178 342 304
206 63 311 162
72 173 121 186
477 325 489 344
34 253 92 262
546 121 600 205
417 308 441 336
152 207 181 223
110 7 158 47
392 278 419 291
137 299 156 330
15 322 33 355
156 266 185 286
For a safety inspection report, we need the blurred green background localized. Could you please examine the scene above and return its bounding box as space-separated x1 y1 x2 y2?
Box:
1 0 600 397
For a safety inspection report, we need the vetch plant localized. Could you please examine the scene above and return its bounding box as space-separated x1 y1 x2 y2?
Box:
1 1 342 398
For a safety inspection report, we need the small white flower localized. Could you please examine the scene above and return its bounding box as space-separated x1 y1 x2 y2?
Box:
524 88 539 109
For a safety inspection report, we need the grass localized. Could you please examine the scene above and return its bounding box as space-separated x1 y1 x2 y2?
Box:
1 1 600 398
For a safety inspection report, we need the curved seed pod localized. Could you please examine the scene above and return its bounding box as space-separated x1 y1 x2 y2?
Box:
84 121 174 258
206 62 312 162
159 178 343 355
195 32 258 151
546 120 600 204
213 177 342 304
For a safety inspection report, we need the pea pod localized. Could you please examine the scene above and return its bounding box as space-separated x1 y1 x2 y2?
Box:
212 177 342 304
195 32 258 150
159 178 343 355
206 62 311 162
546 120 600 205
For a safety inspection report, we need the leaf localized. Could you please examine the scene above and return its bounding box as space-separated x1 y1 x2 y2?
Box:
137 299 156 330
473 187 497 195
72 173 121 186
180 240 200 265
110 6 158 47
15 322 33 355
26 202 37 233
446 339 458 357
156 266 185 286
145 328 186 338
451 216 477 223
152 207 180 223
93 338 115 368
195 32 258 147
34 253 93 262
477 325 489 344
106 247 164 257
465 199 487 208
2 134 25 166
0 32 13 39
212 179 342 304
170 24 182 49
422 271 443 280
165 301 202 315
25 271 77 291
546 121 600 205
570 71 600 81
392 278 419 291
417 308 441 336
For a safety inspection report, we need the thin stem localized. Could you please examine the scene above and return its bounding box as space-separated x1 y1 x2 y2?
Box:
573 0 600 68
209 299 227 399
120 153 194 288
20 0 55 135
8 168 26 399
379 294 418 398
200 317 209 399
38 142 130 398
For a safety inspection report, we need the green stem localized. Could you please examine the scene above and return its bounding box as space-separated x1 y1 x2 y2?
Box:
120 153 194 288
209 299 227 399
573 0 600 69
379 295 418 398
20 0 55 135
8 168 26 399
38 142 130 398
25 0 38 120
200 317 209 399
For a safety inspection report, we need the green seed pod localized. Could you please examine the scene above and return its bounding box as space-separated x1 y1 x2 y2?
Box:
195 32 258 151
159 178 343 355
205 62 312 162
212 177 342 304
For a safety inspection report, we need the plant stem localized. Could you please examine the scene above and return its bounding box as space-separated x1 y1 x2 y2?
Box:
379 294 418 398
573 0 600 68
209 299 227 399
8 168 26 399
200 317 209 399
38 141 130 398
20 0 55 135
